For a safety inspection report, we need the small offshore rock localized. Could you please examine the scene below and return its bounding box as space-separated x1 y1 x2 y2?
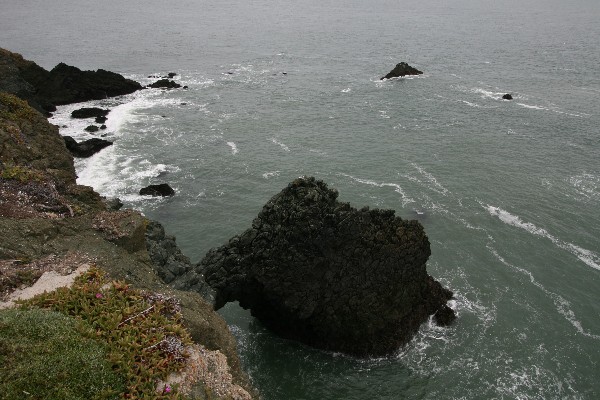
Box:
147 79 182 89
84 125 99 133
63 136 113 158
502 93 513 100
139 183 175 197
95 115 107 123
71 107 110 119
100 124 107 130
167 72 177 78
381 62 423 80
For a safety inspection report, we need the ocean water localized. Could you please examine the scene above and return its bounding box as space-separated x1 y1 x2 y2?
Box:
2 0 599 398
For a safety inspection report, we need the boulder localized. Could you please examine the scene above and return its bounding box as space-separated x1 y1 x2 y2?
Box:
381 62 423 80
502 93 513 100
84 125 99 133
95 115 108 123
71 107 110 119
63 136 113 158
175 177 455 357
139 183 175 197
148 79 182 89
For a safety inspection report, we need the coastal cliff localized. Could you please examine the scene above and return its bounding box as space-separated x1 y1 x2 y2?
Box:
0 91 256 398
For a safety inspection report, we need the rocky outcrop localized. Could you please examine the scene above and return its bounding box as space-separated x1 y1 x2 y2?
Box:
381 62 423 80
0 48 141 115
175 177 455 357
0 93 75 184
145 220 215 302
63 136 113 158
140 183 175 196
148 79 182 89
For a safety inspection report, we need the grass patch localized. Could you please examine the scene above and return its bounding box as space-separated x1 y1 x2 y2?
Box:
0 307 124 399
20 268 192 399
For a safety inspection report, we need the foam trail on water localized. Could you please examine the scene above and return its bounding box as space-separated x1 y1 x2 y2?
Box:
226 142 239 155
488 244 600 340
340 173 414 207
271 138 290 152
411 163 450 196
262 171 280 179
486 205 600 271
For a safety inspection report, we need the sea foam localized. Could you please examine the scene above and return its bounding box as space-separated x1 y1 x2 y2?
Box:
486 205 600 271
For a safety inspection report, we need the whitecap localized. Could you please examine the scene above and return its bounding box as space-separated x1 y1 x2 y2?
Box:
262 171 280 179
226 141 239 155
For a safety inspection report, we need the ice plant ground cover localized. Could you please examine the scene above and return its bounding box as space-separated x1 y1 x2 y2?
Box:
5 267 193 399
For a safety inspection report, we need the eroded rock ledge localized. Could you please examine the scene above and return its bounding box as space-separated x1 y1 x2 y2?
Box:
175 177 455 357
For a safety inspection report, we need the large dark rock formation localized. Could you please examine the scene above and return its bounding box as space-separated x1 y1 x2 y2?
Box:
175 177 455 357
0 48 141 115
381 62 423 80
63 136 113 158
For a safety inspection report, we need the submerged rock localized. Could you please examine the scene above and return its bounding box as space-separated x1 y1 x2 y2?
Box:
63 136 113 158
381 62 423 80
139 183 175 197
175 177 455 357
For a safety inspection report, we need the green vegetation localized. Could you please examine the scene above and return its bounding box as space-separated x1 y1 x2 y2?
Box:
0 308 124 399
18 268 193 399
0 92 40 123
0 164 46 182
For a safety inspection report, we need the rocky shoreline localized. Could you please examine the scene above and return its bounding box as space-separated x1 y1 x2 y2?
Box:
1 48 456 396
0 50 256 399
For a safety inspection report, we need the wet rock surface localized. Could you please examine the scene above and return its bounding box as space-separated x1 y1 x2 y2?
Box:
148 79 182 89
381 62 423 80
63 136 113 158
175 177 455 357
139 183 175 196
71 107 110 119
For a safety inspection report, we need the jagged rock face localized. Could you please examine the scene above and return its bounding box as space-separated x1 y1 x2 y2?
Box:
0 48 142 114
190 177 454 357
381 62 423 80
